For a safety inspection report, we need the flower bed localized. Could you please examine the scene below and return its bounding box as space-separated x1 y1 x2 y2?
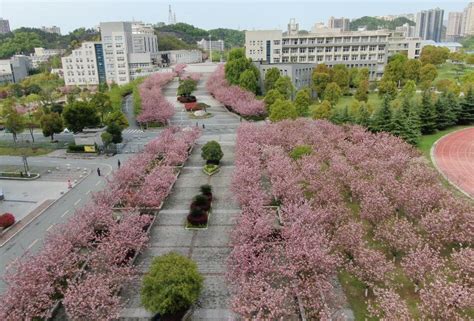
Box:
228 119 473 320
207 64 265 117
0 127 201 320
203 164 219 176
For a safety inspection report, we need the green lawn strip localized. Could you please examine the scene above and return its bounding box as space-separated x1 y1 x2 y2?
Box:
338 270 376 321
0 146 53 156
434 63 473 82
416 125 470 159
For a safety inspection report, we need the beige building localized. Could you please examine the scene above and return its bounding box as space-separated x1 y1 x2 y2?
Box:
387 33 423 59
246 22 389 80
462 2 474 36
327 16 350 32
447 12 464 41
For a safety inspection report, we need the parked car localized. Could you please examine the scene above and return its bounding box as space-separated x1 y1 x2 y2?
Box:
177 95 197 103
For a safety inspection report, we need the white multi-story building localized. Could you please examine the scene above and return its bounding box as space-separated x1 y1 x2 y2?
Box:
246 22 389 80
197 38 225 52
41 26 61 35
447 12 464 41
61 42 105 86
100 21 159 85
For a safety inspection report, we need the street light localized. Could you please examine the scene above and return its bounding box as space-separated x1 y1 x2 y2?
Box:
209 34 212 64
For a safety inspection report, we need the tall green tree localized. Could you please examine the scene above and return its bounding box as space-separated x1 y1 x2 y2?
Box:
378 79 398 100
332 64 350 93
332 105 352 124
435 93 457 130
458 86 474 124
105 122 123 144
355 102 372 127
390 106 420 145
420 45 450 65
274 76 295 99
419 64 438 89
310 100 333 120
294 88 312 116
399 80 417 100
404 59 422 83
62 101 100 133
264 67 281 92
40 112 63 141
238 69 258 94
383 54 408 86
2 104 25 143
264 89 284 111
105 110 129 130
355 79 369 102
90 92 112 124
418 91 437 134
269 99 298 122
370 96 393 132
324 82 342 106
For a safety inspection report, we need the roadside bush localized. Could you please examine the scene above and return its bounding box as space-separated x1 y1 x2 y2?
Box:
0 213 15 228
201 141 223 165
141 253 203 315
67 143 85 153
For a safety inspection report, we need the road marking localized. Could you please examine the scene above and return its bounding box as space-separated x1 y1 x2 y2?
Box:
27 239 38 250
61 210 70 217
86 190 91 195
95 180 102 186
46 224 54 231
74 199 81 206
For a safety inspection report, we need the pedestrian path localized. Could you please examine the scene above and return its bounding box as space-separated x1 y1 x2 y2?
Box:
120 67 239 320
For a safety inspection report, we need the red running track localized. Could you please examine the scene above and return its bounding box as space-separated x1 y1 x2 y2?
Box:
433 127 474 198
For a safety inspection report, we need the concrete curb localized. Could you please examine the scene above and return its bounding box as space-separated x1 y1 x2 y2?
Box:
430 127 474 201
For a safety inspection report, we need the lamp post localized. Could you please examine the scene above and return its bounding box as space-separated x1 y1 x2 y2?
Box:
209 34 212 63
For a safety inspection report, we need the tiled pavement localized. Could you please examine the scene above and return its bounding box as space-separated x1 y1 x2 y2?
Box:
120 69 239 320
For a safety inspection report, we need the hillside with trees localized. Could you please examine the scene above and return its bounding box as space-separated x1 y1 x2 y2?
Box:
0 28 99 59
349 16 415 31
155 23 244 49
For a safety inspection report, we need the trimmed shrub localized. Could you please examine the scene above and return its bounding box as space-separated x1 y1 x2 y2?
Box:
289 145 313 160
0 213 15 228
201 141 224 165
141 253 203 315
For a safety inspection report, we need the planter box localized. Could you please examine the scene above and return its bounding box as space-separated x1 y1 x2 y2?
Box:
202 165 220 176
185 210 211 230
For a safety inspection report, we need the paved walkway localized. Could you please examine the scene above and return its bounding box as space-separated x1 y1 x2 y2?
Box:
432 127 474 199
120 66 239 320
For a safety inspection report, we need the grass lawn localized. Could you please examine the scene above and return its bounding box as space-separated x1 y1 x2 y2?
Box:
0 146 54 156
417 125 470 159
334 93 383 111
435 63 474 82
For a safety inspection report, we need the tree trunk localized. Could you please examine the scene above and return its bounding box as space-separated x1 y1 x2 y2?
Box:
29 127 35 142
51 133 54 141
12 132 17 143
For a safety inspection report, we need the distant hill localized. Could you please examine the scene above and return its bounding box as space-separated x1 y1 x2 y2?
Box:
0 27 99 59
349 16 415 31
155 23 244 50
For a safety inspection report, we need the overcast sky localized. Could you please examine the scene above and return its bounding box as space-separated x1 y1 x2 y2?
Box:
0 0 470 33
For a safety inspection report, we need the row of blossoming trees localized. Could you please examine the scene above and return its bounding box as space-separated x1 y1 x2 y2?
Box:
136 72 176 125
207 64 265 117
229 119 473 320
0 126 200 321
